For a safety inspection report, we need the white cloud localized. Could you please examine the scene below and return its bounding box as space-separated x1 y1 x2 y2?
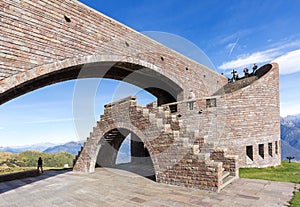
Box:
218 29 253 45
226 38 239 56
280 102 300 117
272 49 300 75
219 38 300 73
219 48 279 70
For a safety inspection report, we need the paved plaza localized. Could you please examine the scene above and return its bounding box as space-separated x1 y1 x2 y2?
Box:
0 168 297 207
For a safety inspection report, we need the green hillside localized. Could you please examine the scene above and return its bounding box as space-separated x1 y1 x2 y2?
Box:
0 152 14 162
0 150 75 175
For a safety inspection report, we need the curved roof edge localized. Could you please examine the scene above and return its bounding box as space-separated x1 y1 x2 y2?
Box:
213 63 275 95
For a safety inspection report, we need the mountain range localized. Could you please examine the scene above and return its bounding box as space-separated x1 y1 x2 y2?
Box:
44 141 83 155
0 141 83 155
280 114 300 161
0 142 57 154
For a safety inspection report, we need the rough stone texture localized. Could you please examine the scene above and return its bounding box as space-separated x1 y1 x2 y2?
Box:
74 63 280 191
220 63 281 167
0 0 281 191
73 96 237 192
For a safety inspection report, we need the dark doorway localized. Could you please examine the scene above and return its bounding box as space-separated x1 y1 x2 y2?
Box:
96 129 156 181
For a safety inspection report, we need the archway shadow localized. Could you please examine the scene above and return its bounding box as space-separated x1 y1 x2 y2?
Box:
0 169 72 194
115 162 156 181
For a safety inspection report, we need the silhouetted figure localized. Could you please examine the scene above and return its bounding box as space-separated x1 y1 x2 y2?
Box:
231 69 239 82
286 156 294 163
252 63 258 74
243 68 249 77
188 90 196 110
37 157 44 173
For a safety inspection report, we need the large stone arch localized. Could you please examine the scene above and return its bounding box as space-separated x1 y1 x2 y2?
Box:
74 119 161 179
0 0 227 107
0 55 184 105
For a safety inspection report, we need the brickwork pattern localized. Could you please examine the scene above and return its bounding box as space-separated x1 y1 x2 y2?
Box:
74 96 237 192
219 63 281 167
0 0 281 192
0 0 226 104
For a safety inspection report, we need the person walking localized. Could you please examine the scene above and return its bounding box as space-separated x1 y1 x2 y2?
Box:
37 157 44 173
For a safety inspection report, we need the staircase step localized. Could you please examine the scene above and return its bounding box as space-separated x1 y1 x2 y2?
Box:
200 147 213 153
192 145 200 154
149 113 155 122
219 175 238 192
171 114 177 122
178 120 183 127
221 171 230 180
163 110 170 118
142 108 149 116
164 124 172 133
173 130 180 139
198 153 211 161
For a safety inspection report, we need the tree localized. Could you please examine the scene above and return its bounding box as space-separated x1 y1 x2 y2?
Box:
286 156 295 163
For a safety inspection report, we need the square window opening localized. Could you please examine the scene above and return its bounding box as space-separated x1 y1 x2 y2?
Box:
206 98 216 108
268 143 273 157
259 144 264 159
246 145 253 161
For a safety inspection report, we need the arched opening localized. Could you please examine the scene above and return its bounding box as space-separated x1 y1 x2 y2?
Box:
0 61 183 106
96 128 155 181
0 79 156 148
0 59 182 177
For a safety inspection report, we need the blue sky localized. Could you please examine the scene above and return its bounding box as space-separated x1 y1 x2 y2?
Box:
1 0 300 146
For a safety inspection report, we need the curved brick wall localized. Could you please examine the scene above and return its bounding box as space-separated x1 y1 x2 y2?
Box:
220 63 281 167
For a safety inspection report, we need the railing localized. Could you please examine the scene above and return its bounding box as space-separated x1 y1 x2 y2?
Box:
162 95 222 113
102 94 220 113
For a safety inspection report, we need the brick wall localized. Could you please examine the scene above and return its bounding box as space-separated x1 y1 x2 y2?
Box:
74 96 235 191
219 63 281 167
0 0 227 104
1 0 281 191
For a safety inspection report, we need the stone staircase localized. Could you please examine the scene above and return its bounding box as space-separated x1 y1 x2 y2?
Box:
74 96 238 192
185 115 237 191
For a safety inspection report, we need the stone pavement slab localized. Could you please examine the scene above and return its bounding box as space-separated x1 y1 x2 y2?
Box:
0 168 296 207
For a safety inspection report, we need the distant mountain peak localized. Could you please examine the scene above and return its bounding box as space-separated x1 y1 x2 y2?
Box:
0 141 83 154
281 115 300 161
43 141 83 155
282 113 300 121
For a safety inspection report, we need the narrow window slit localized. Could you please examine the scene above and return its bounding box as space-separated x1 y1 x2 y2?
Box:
64 15 71 23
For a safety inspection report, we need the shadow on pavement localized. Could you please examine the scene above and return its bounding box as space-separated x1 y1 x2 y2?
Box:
0 169 72 194
114 162 156 181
